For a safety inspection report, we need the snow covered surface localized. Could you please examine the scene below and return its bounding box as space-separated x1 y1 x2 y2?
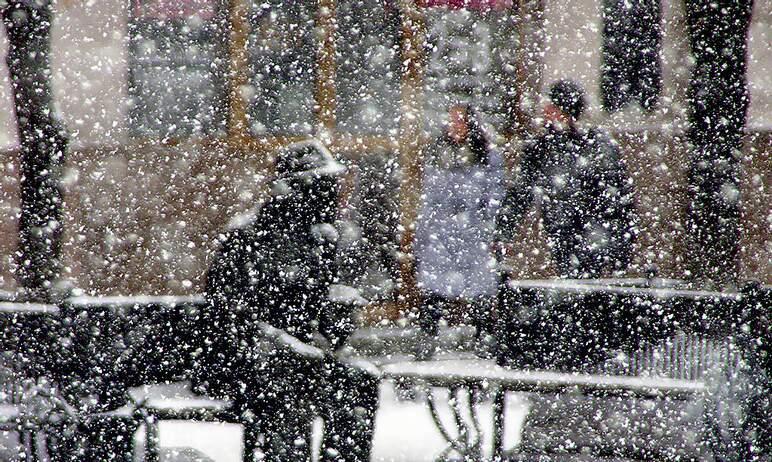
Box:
0 302 59 314
134 381 529 462
68 295 206 307
130 383 230 412
506 278 742 299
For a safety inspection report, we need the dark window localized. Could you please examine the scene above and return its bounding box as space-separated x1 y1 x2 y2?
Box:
601 0 662 112
128 0 228 138
337 155 401 300
335 0 401 135
245 0 317 135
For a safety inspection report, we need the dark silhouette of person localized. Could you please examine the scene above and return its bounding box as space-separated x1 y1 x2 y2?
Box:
495 80 636 278
195 140 379 462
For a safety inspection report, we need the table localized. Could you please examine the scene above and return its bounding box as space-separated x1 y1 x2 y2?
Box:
381 359 705 461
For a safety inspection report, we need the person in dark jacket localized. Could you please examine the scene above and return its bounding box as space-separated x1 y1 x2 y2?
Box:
495 80 636 278
197 140 379 462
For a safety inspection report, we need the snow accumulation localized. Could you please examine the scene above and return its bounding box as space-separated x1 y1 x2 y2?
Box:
0 301 59 314
382 359 705 398
68 295 206 307
130 381 529 462
506 279 743 300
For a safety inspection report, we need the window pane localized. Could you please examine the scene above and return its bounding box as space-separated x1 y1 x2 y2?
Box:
129 0 227 137
245 0 317 135
422 7 518 136
335 0 401 135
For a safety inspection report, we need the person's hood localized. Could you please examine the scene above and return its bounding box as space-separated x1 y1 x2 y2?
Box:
276 139 346 180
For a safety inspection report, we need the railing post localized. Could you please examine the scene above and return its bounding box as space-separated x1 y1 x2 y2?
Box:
491 388 505 460
144 411 161 462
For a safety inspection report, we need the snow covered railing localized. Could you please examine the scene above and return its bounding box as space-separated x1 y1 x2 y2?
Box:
495 278 764 375
0 301 59 314
0 294 381 461
488 279 769 461
382 359 705 400
66 294 206 308
0 282 767 460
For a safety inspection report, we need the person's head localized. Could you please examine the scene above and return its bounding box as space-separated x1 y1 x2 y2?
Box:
274 139 346 220
275 139 346 180
545 80 586 129
445 104 490 165
447 104 470 144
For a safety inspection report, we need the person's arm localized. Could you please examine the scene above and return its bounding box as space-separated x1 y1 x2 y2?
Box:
591 132 635 224
478 146 505 221
205 227 252 310
590 131 637 268
494 141 539 244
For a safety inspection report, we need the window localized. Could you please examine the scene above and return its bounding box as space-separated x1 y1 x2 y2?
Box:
601 0 662 112
422 4 519 136
337 155 401 300
335 0 402 135
128 0 228 137
245 0 317 135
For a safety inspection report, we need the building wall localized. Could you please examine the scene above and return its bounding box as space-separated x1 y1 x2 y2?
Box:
0 0 769 148
540 0 771 131
0 0 769 294
0 0 130 149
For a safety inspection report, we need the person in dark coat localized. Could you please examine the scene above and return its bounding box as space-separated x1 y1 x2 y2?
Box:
495 80 636 278
196 140 379 462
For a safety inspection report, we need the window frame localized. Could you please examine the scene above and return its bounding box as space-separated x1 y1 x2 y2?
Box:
125 0 538 314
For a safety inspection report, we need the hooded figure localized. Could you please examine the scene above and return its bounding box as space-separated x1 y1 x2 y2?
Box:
195 140 379 462
496 81 636 278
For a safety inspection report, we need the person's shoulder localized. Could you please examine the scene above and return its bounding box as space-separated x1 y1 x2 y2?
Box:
424 135 450 155
583 127 618 147
425 135 450 149
519 133 549 163
484 144 505 169
583 127 621 159
216 200 276 250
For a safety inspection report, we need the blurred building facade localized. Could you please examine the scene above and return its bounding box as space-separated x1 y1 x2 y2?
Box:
0 0 769 306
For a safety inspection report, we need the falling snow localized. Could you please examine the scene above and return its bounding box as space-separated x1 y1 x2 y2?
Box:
0 0 769 461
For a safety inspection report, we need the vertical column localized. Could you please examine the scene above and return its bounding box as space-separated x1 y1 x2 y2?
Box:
227 0 250 145
683 0 753 287
396 0 426 315
503 0 544 167
316 0 338 135
3 0 68 301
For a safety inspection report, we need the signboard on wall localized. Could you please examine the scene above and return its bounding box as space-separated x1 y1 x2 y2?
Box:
132 0 217 20
418 0 513 11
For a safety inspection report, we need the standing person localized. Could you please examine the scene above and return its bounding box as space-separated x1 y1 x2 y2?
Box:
414 104 504 349
495 80 636 279
195 140 379 462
